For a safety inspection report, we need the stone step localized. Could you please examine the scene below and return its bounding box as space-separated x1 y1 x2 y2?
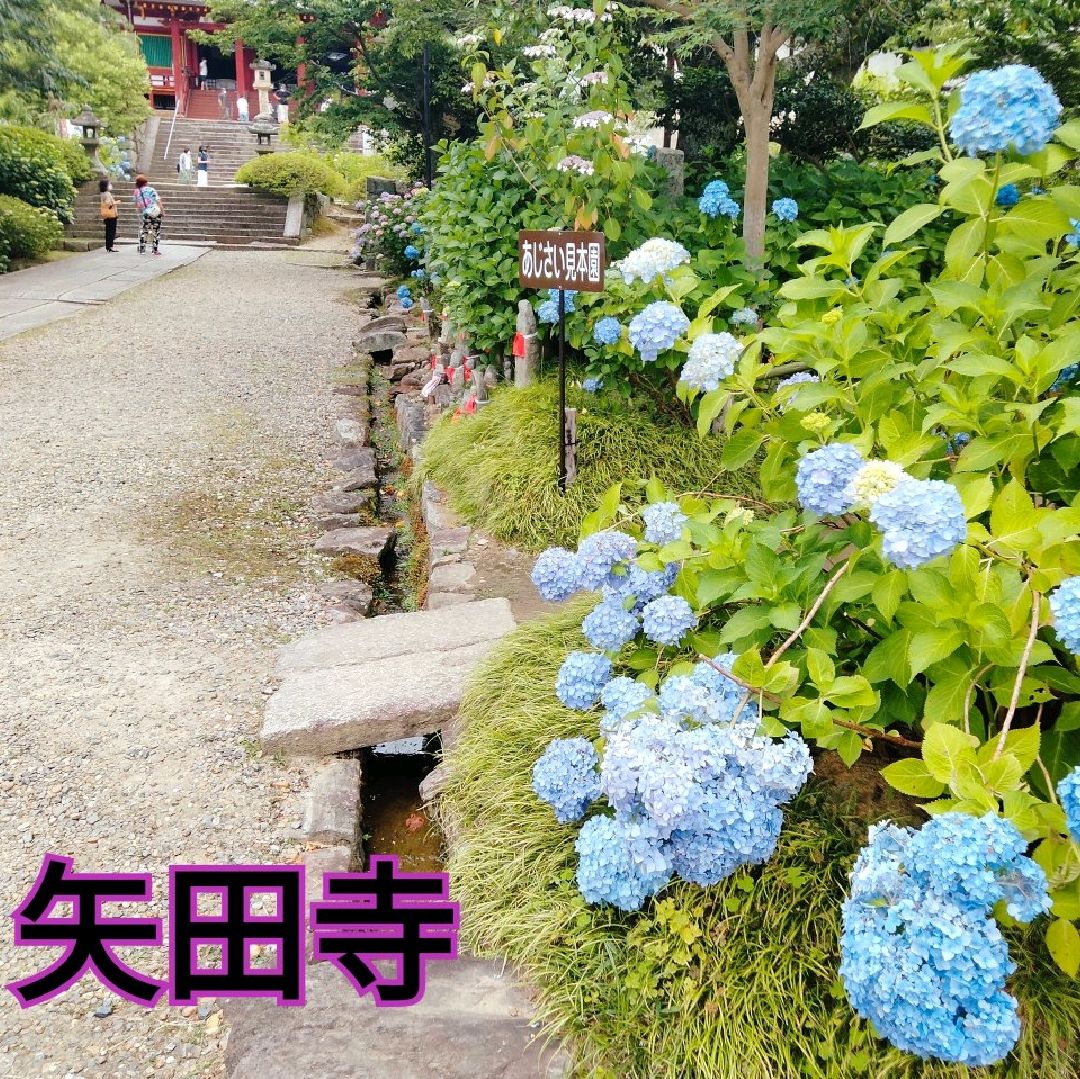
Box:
313 525 393 558
261 598 516 755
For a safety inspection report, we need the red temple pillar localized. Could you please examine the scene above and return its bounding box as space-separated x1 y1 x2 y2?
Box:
170 19 184 111
234 38 248 94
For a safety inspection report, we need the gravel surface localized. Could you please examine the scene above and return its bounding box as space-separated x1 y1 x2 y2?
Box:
0 246 362 1077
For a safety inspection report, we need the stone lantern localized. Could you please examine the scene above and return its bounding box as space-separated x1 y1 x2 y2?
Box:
73 104 106 178
251 59 276 119
248 115 278 154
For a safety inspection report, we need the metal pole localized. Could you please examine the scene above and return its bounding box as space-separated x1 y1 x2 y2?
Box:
422 43 433 188
558 289 567 492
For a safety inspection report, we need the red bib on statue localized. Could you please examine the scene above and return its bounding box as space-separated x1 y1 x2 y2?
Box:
512 332 525 358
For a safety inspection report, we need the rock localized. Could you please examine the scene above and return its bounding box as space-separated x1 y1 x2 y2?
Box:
418 762 450 804
421 481 461 531
429 526 471 559
92 1001 114 1019
332 446 376 473
428 561 477 594
314 527 396 559
353 330 407 356
313 489 372 516
332 382 366 397
426 592 475 610
318 581 374 610
303 758 360 846
333 419 367 448
316 513 364 532
339 466 378 493
327 604 366 624
360 314 406 336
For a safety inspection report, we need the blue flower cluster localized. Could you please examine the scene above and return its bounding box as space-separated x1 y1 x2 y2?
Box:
795 442 864 516
1059 765 1080 841
995 183 1020 208
592 316 622 346
628 302 690 363
642 501 688 545
582 598 640 651
641 595 696 645
531 737 602 823
582 376 603 393
1051 363 1080 392
680 332 741 392
411 268 426 280
556 650 613 711
601 675 654 720
1049 576 1080 654
538 288 578 325
531 546 581 601
404 244 420 260
772 197 799 222
410 222 423 235
699 179 740 219
730 307 757 326
949 65 1062 157
575 814 672 910
841 813 1050 1066
1068 218 1080 247
395 284 414 311
775 371 819 408
869 478 967 569
577 529 638 589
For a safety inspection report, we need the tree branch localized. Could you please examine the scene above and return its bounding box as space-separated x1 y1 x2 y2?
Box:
992 589 1042 761
767 559 853 668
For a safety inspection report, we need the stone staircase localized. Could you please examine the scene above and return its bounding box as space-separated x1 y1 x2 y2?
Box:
154 114 280 186
67 180 294 248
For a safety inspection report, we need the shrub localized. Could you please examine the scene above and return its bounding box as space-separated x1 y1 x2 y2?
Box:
234 152 345 198
351 183 428 279
332 152 407 203
0 125 93 185
416 381 757 551
0 194 63 260
0 126 77 223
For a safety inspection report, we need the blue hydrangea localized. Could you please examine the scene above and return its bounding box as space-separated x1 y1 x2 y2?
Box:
1049 576 1080 654
690 651 748 718
592 316 622 346
410 222 423 234
772 197 799 222
641 595 696 646
582 376 603 393
841 813 1049 1066
948 65 1062 157
657 673 753 726
995 183 1020 208
411 268 426 279
795 442 864 516
628 302 690 363
869 477 967 569
730 307 758 326
700 180 739 218
642 501 688 545
775 371 819 409
680 332 741 392
575 814 672 911
531 546 582 602
603 563 679 611
538 299 560 324
1058 765 1080 842
531 737 602 823
400 297 414 310
555 650 612 711
404 244 421 260
582 598 640 651
600 676 654 720
577 529 638 590
396 284 412 299
1051 363 1080 391
1068 218 1080 247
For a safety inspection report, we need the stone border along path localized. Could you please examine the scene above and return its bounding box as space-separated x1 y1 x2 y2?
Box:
237 278 567 1077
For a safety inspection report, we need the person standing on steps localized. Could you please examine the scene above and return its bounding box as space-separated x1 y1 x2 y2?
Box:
218 87 230 119
198 56 208 89
133 175 164 256
235 94 249 123
99 178 118 252
196 145 209 189
178 146 193 185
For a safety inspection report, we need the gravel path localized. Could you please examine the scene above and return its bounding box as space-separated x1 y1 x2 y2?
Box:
0 245 358 1077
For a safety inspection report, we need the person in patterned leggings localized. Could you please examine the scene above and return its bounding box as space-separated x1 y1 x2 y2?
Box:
133 175 164 255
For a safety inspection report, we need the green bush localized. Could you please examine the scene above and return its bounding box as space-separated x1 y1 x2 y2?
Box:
0 194 63 260
0 126 77 223
234 152 345 198
417 381 758 552
0 126 93 185
441 606 1080 1079
332 151 406 203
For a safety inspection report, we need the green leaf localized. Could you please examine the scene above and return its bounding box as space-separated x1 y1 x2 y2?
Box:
806 648 835 691
872 570 907 621
858 101 933 131
922 723 979 783
720 430 764 471
982 753 1023 794
1046 918 1080 977
884 204 945 246
862 629 912 686
882 759 945 799
909 627 965 675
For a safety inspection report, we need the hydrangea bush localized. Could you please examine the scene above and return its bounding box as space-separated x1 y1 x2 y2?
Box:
351 184 429 279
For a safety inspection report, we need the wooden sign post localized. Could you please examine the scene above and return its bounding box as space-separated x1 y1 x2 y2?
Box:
518 230 605 491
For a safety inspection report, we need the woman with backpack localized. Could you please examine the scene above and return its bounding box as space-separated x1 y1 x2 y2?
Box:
99 178 118 252
133 175 164 256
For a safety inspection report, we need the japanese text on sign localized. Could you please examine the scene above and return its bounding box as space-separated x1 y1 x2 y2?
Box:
518 230 605 292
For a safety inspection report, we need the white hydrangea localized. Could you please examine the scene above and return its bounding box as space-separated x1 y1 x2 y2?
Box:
455 33 482 48
523 44 558 59
580 72 609 86
557 155 594 175
573 110 614 128
679 333 741 392
614 238 690 286
548 4 596 23
845 460 909 508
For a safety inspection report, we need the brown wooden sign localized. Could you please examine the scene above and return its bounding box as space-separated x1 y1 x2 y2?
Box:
518 230 606 292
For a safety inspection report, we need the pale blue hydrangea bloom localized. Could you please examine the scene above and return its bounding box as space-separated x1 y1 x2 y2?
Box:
949 65 1062 157
575 814 672 911
869 477 967 569
614 238 690 285
555 650 612 710
582 376 603 393
400 297 414 311
576 529 638 590
642 501 688 545
531 546 582 601
995 183 1020 208
628 301 690 363
582 598 641 651
680 331 741 392
592 316 622 346
600 676 654 720
1067 219 1080 246
776 371 818 391
841 813 1049 1066
603 563 679 611
531 737 602 823
1058 765 1080 841
641 594 696 646
1049 576 1080 654
1051 363 1079 391
730 307 758 326
700 180 739 218
404 244 420 260
410 268 426 280
772 197 799 222
795 442 864 516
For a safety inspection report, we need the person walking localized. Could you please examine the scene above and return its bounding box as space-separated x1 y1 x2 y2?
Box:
235 94 249 123
196 146 209 189
99 178 118 252
198 56 208 89
177 146 193 185
133 175 164 256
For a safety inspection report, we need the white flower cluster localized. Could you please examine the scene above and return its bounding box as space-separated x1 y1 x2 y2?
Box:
573 110 614 129
579 72 609 87
548 4 595 24
522 44 557 59
770 109 797 130
613 237 690 285
455 33 482 48
460 72 501 96
557 154 594 175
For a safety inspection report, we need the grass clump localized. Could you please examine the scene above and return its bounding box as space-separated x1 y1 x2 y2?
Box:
417 381 758 551
332 552 382 584
439 605 1080 1079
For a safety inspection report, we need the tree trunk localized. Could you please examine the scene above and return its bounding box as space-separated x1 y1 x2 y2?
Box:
742 104 771 267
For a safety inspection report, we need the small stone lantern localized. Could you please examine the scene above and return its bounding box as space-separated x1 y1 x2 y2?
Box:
252 59 276 118
73 104 106 178
248 115 278 154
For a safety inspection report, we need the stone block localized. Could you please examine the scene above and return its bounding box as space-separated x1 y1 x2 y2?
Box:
429 525 471 559
362 314 406 336
316 513 363 532
426 593 475 610
354 330 408 355
655 146 685 198
332 446 376 473
303 758 360 846
312 490 373 516
314 526 396 559
331 382 366 397
339 466 378 493
428 561 477 594
422 481 462 531
318 581 374 611
418 762 450 804
333 418 367 448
